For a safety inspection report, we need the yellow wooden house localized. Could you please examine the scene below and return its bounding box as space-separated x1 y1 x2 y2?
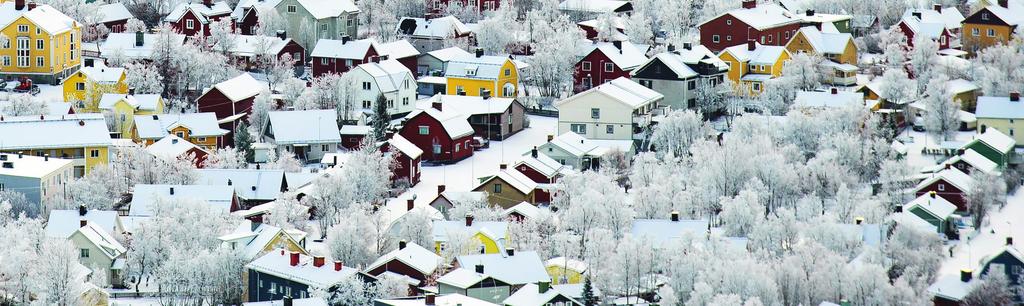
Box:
433 216 508 255
0 114 112 177
62 64 128 112
98 94 163 139
132 113 228 151
785 26 859 86
445 50 519 98
545 257 588 285
962 0 1021 57
472 169 537 209
0 0 82 84
718 42 790 96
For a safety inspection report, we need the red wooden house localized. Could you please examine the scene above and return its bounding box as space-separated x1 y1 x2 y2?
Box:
513 148 571 203
381 134 424 187
382 40 421 76
339 125 370 150
896 13 955 50
398 102 474 163
914 167 973 211
196 73 265 145
574 40 647 92
698 0 801 52
426 0 502 18
364 241 442 287
310 37 380 78
164 0 233 37
98 3 133 34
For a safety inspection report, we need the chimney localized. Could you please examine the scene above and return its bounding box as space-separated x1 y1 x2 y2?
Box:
425 293 436 305
1011 92 1020 102
831 87 838 94
683 42 692 50
741 0 756 9
341 35 351 44
14 0 24 10
547 135 554 142
506 248 515 256
667 44 676 52
612 40 623 53
80 219 87 227
895 205 903 213
933 4 942 12
474 264 484 274
475 47 484 58
437 185 446 194
432 102 443 111
78 204 87 216
256 164 261 169
670 211 680 222
747 40 756 51
276 30 287 40
203 0 212 7
26 1 35 10
407 198 415 211
538 281 550 293
1008 237 1015 245
855 217 864 225
945 163 951 170
289 252 300 266
169 187 175 195
313 256 325 267
499 164 507 170
482 89 491 99
227 179 233 186
399 240 407 250
251 185 257 191
171 138 179 144
531 146 538 158
283 296 293 306
334 260 343 271
43 154 48 161
129 87 136 95
465 214 474 227
1000 0 1009 8
135 31 144 47
961 269 973 282
912 11 922 20
806 9 815 16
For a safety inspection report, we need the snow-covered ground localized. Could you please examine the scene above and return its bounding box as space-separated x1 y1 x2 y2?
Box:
900 130 980 170
938 189 1024 276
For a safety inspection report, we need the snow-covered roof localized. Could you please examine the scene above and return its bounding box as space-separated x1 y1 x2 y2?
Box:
436 268 492 288
0 114 112 150
577 16 625 30
404 107 474 139
0 2 77 35
631 218 709 247
377 293 498 306
798 12 852 24
967 128 1016 153
432 219 507 243
504 283 577 306
45 209 120 238
558 0 630 14
100 32 186 60
576 41 647 71
976 95 1024 119
903 7 964 30
425 47 473 62
129 184 235 216
556 77 662 109
634 45 728 80
222 34 295 58
503 202 541 219
417 94 519 116
354 59 414 94
553 283 600 300
311 38 379 59
381 40 420 59
456 251 550 285
388 134 423 159
267 110 341 145
210 73 266 103
793 26 852 55
294 0 359 19
99 93 162 112
983 0 1024 26
220 220 304 261
231 0 282 20
145 135 206 160
935 149 999 175
134 112 228 139
544 256 587 273
243 297 328 306
365 242 441 276
545 132 599 157
928 274 976 301
98 2 133 23
914 168 973 194
73 222 126 259
906 192 958 220
900 15 948 39
246 249 367 289
514 150 569 178
435 191 487 205
164 1 232 23
74 65 125 84
720 42 789 65
397 16 472 39
445 54 515 80
947 79 979 94
703 2 800 30
793 90 867 109
0 152 72 178
339 125 370 135
479 169 538 194
195 169 286 201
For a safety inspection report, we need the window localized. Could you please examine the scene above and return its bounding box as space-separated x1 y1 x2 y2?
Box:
387 99 394 108
726 35 732 41
1012 129 1016 136
402 97 409 105
591 108 600 119
604 62 614 72
198 137 206 142
973 28 980 36
362 100 371 108
321 57 328 64
726 19 732 25
752 83 761 91
570 124 587 134
2 56 8 66
988 28 996 37
455 143 460 152
493 183 502 193
504 68 511 76
606 125 614 134
687 80 696 90
432 144 441 154
712 35 720 43
785 31 790 39
937 184 945 191
35 56 42 67
362 82 371 90
321 144 329 151
287 5 297 12
418 126 429 135
186 19 194 29
76 82 84 91
35 28 40 35
760 65 766 71
760 36 765 44
581 61 591 71
16 37 28 67
456 85 465 94
17 25 27 33
35 39 43 50
320 24 328 31
982 12 989 20
768 35 773 43
639 80 652 88
80 249 89 258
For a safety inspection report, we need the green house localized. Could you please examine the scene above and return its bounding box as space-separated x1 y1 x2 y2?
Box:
963 129 1015 168
906 192 958 235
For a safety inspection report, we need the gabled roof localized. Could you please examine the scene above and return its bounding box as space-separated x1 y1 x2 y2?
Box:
445 55 515 80
99 94 162 112
195 169 286 201
976 95 1024 120
164 1 232 23
0 2 77 35
388 134 423 159
903 7 964 30
504 283 580 306
631 218 709 247
544 257 587 273
381 40 420 59
403 107 474 139
134 112 228 139
98 3 134 23
339 125 370 135
231 0 282 20
906 193 957 220
377 293 498 306
432 219 507 243
417 94 519 116
514 151 568 178
0 114 112 150
221 34 296 58
436 267 492 288
702 2 800 30
45 209 121 238
914 168 973 194
100 32 187 60
720 42 789 65
311 38 379 59
267 110 342 145
73 222 126 260
424 47 473 62
365 242 442 276
633 45 728 80
477 169 538 194
545 132 599 157
396 16 471 39
246 249 369 289
503 202 541 219
456 251 551 285
967 128 1016 153
975 0 1024 27
145 135 207 160
0 152 73 178
220 220 305 261
793 90 866 109
294 0 359 19
792 26 853 55
928 274 977 301
555 77 662 109
353 59 414 94
209 73 265 103
558 0 630 14
74 65 125 84
947 79 979 94
899 15 948 39
129 184 236 216
576 41 647 71
937 149 999 175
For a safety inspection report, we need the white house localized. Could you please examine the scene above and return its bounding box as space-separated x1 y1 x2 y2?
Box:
554 77 662 141
348 59 418 117
264 110 341 162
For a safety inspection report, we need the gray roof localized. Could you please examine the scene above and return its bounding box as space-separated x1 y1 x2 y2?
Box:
267 110 341 145
456 251 551 285
129 184 236 216
976 96 1024 119
195 169 286 201
0 114 112 150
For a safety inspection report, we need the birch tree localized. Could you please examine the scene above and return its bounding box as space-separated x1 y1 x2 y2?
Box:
922 75 960 141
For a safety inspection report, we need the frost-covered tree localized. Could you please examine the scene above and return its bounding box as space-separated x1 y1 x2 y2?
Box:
966 171 1006 228
475 1 519 55
972 43 1024 96
203 147 248 169
327 206 376 267
527 15 584 97
963 266 1016 306
248 90 274 142
124 62 164 94
719 185 763 236
878 69 915 132
265 53 295 91
0 190 34 219
0 93 48 116
264 150 303 172
234 121 254 162
208 18 237 55
31 239 86 306
779 52 823 91
125 18 147 33
908 34 939 93
922 75 960 141
649 109 706 157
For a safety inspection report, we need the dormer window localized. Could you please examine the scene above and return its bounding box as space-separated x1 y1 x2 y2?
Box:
465 64 478 76
982 12 989 20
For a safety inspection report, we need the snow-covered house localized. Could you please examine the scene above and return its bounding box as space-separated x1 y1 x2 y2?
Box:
0 114 113 177
961 128 1016 168
555 77 662 141
417 94 526 140
219 219 307 262
698 0 801 52
427 187 486 218
630 44 729 110
133 112 229 151
512 148 574 203
64 221 127 287
398 103 475 163
901 192 958 235
432 215 508 254
976 93 1024 148
925 149 1000 176
0 153 74 209
339 125 370 150
231 0 283 35
99 32 186 61
504 283 583 306
381 40 421 75
144 135 210 167
503 201 541 222
418 46 473 77
310 37 381 77
576 16 625 41
245 249 375 302
538 132 634 171
436 268 513 304
99 93 164 139
793 88 871 110
128 184 239 217
444 50 520 98
453 250 551 303
218 34 306 70
913 167 973 211
718 41 791 95
46 207 124 239
381 134 423 186
928 269 978 305
396 16 472 53
264 109 341 162
897 5 964 50
377 293 498 306
364 241 443 286
97 3 134 33
544 257 587 285
557 0 632 19
348 59 418 117
274 0 360 43
195 168 288 207
785 26 858 86
197 73 268 145
631 212 710 248
574 40 647 92
473 167 539 208
164 0 232 36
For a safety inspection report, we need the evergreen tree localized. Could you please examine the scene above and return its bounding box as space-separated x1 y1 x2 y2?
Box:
235 121 254 162
582 275 598 306
372 94 390 140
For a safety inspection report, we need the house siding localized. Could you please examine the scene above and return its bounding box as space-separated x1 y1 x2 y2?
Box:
473 176 535 209
197 88 255 146
962 8 1014 57
700 14 800 52
574 48 632 92
398 112 474 163
247 269 312 302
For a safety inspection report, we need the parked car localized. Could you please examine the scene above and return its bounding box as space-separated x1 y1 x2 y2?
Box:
471 136 489 150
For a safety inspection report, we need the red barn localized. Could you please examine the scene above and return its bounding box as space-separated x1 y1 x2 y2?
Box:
398 103 474 163
381 135 424 187
310 37 380 78
427 0 502 18
513 148 571 203
698 0 801 52
574 40 647 92
164 0 233 37
914 167 972 211
196 73 265 145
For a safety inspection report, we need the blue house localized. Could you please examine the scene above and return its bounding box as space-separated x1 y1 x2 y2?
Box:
980 244 1024 286
246 249 376 302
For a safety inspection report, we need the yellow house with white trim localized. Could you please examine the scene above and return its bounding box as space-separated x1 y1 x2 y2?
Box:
718 41 790 96
0 114 112 177
98 93 163 139
432 217 508 255
545 257 588 284
445 51 519 98
0 0 82 83
63 65 128 112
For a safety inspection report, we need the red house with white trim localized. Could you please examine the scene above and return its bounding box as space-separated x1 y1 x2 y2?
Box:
310 37 380 77
914 167 973 211
196 73 265 145
381 134 424 186
895 13 956 50
574 40 647 92
698 0 801 52
513 148 572 203
398 102 474 163
164 0 233 37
